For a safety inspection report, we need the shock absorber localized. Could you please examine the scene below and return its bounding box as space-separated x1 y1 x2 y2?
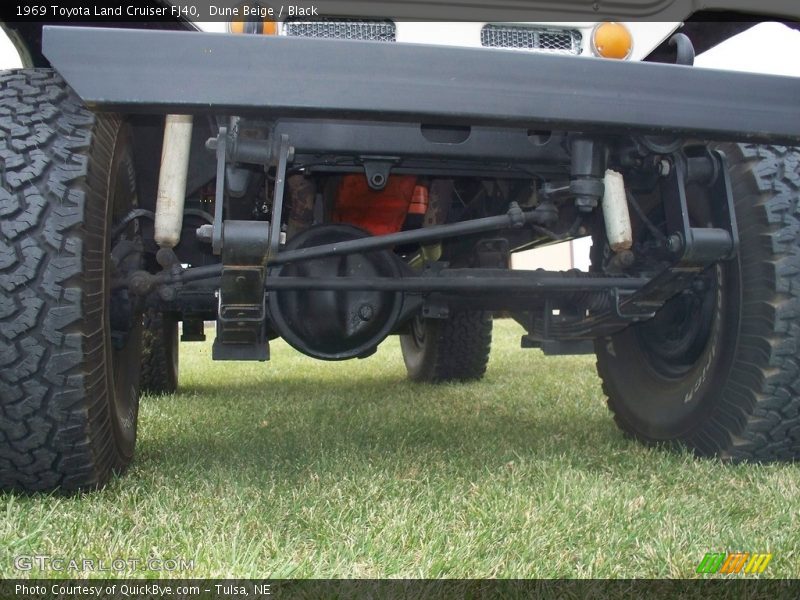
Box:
154 114 194 253
601 169 633 253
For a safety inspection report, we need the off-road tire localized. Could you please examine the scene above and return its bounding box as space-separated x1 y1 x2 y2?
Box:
140 310 179 395
596 144 800 460
0 69 142 492
400 311 492 382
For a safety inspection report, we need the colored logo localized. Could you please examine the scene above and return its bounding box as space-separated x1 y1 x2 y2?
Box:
696 552 772 575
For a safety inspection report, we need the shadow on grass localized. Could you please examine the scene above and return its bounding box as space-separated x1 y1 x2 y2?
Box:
137 373 705 490
176 372 409 397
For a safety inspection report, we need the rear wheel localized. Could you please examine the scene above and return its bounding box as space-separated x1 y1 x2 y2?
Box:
0 69 142 491
400 311 492 382
596 144 800 460
140 310 179 395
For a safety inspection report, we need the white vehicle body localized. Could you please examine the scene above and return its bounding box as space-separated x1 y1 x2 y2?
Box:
202 20 681 62
393 22 679 61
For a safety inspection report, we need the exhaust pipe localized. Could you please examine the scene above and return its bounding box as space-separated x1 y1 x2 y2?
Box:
154 114 193 249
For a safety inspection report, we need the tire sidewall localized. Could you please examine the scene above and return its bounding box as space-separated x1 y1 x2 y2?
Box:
400 316 438 380
600 259 741 440
98 121 142 461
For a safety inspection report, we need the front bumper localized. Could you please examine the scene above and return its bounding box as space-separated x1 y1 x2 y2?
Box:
43 26 800 145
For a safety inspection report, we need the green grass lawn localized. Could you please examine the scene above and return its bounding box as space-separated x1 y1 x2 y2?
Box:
2 319 799 578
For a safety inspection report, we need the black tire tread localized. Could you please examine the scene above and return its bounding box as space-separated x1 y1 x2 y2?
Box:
0 69 125 491
403 311 492 382
140 310 179 395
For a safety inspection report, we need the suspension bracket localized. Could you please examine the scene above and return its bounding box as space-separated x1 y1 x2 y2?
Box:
618 148 737 317
212 220 271 361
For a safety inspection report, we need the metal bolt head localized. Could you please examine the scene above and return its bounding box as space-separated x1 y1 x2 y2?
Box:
358 304 374 322
667 233 683 254
617 250 635 267
128 271 152 295
159 286 177 302
196 224 214 243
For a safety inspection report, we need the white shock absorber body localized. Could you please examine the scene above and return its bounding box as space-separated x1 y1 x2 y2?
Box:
154 114 194 249
602 169 632 252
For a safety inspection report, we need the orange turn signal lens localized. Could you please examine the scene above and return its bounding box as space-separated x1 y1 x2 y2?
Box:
261 20 278 35
591 22 633 59
227 19 277 35
227 2 277 36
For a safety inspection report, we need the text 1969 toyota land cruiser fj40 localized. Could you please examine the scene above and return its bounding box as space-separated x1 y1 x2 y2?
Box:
1 3 800 491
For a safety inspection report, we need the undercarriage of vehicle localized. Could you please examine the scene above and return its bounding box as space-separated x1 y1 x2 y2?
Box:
110 118 739 365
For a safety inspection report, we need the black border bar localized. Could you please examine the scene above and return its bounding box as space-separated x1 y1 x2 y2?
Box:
3 578 800 600
6 0 800 22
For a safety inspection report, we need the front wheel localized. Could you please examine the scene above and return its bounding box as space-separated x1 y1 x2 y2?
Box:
596 144 800 460
0 70 142 491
